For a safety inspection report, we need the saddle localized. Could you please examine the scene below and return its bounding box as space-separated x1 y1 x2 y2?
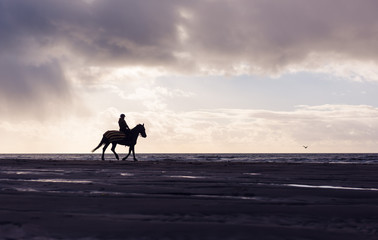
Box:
120 130 131 141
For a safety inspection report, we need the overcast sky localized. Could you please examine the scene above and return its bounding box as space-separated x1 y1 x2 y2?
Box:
1 0 378 153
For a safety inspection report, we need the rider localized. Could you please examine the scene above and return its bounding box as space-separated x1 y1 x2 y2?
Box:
118 114 130 140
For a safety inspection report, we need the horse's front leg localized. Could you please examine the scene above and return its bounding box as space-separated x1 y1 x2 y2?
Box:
111 143 119 160
131 145 137 161
122 146 131 161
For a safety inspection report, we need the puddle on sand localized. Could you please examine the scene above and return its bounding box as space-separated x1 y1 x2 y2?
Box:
286 184 378 191
167 175 206 179
120 173 134 176
257 182 378 191
243 173 261 176
27 179 92 184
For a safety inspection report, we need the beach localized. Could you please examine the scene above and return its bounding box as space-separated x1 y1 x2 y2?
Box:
0 158 377 239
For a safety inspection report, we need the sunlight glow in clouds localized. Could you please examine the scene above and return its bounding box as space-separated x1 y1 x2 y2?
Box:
1 0 378 153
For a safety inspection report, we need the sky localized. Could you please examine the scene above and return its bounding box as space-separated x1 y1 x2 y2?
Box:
1 0 378 153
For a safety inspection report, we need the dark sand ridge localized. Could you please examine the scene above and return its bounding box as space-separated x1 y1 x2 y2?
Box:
0 159 377 239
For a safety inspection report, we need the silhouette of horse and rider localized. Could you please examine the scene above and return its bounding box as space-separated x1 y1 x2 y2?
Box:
92 114 147 161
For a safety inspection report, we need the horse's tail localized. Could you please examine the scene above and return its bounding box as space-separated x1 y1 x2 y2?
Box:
92 136 105 152
92 131 125 152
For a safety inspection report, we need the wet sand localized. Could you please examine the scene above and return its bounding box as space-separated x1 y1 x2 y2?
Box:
0 158 378 239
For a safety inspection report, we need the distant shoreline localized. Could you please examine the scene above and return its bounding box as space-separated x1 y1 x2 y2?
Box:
1 153 378 164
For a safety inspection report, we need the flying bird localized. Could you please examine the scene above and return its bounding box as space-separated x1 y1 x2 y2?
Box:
303 146 308 149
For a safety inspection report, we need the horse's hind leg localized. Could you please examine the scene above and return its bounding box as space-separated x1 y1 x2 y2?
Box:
111 143 119 160
102 143 110 161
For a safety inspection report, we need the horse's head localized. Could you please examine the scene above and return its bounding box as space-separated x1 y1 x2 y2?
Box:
137 123 147 138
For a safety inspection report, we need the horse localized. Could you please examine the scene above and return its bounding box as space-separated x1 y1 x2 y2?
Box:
92 124 147 161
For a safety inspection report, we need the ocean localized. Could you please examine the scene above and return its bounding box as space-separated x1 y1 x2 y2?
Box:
1 153 378 164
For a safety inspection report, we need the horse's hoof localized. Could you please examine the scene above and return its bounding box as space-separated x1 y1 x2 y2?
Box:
133 158 138 162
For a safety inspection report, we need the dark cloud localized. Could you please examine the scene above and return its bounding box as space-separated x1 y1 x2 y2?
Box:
184 0 378 70
3 0 378 68
0 0 75 118
3 0 378 67
52 0 180 66
0 58 71 119
1 0 378 118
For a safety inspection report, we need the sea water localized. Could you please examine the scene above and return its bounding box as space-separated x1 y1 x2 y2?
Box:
0 153 378 164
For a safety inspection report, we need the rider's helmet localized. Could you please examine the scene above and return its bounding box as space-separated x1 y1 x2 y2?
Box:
120 114 125 118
